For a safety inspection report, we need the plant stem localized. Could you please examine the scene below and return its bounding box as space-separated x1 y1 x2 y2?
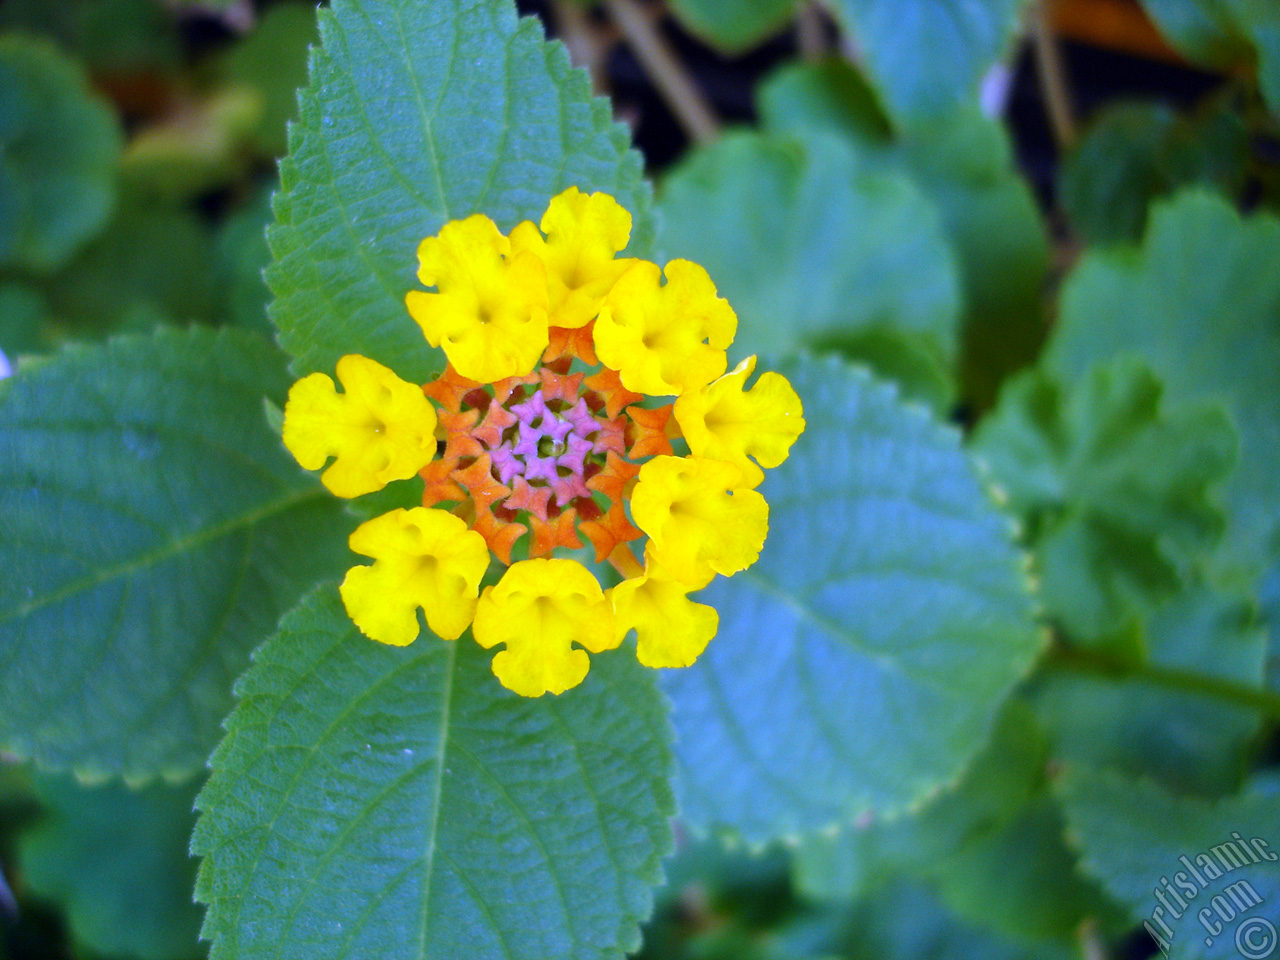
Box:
1029 0 1078 149
1043 643 1280 719
552 0 611 95
797 3 829 62
601 0 721 145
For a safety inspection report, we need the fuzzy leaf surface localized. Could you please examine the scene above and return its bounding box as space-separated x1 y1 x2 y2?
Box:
1046 192 1280 591
193 588 675 960
0 328 351 781
973 358 1237 644
660 358 1043 841
268 0 651 384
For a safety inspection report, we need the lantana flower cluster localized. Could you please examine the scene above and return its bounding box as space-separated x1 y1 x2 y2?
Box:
282 188 805 697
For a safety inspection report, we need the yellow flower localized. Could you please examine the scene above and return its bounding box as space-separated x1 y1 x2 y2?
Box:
340 508 490 645
594 259 736 395
510 187 635 329
629 456 768 586
405 213 549 382
282 353 437 498
610 561 718 668
283 191 807 696
472 558 618 696
674 356 806 487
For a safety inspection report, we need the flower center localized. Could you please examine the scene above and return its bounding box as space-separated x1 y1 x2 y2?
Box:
421 333 676 564
483 390 618 507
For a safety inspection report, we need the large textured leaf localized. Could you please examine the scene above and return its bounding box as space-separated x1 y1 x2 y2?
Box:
19 773 204 960
1036 579 1266 795
660 357 1043 841
656 131 962 408
1046 192 1280 588
1058 100 1248 246
667 0 797 52
793 701 1047 902
268 0 651 384
0 34 120 274
193 588 674 960
1140 0 1279 114
0 328 351 781
771 877 1073 960
758 62 1050 409
973 358 1236 644
793 702 1121 946
824 0 1025 126
1058 767 1280 960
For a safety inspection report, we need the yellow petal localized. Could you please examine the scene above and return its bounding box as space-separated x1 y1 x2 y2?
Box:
674 356 806 487
594 259 736 396
472 558 617 696
406 213 549 382
282 354 438 498
610 566 718 668
510 187 635 329
629 455 768 586
339 507 490 645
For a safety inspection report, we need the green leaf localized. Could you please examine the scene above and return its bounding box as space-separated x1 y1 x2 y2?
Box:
216 3 319 158
268 0 652 384
823 0 1024 127
973 358 1237 644
666 0 797 53
1059 100 1249 245
758 62 1050 410
44 192 217 335
757 59 894 144
660 357 1043 842
0 0 181 73
0 282 48 359
1045 191 1280 588
656 131 963 409
19 773 204 960
0 328 352 781
1058 767 1280 960
1140 0 1280 114
895 110 1049 409
1036 579 1266 795
214 187 274 336
773 877 1073 960
0 34 121 274
792 701 1049 902
192 587 675 960
793 702 1122 946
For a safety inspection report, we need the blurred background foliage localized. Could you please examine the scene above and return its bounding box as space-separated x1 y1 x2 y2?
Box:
0 0 1278 958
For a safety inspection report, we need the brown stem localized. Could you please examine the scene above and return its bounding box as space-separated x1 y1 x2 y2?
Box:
1030 0 1078 149
796 2 829 62
551 0 611 95
601 0 721 145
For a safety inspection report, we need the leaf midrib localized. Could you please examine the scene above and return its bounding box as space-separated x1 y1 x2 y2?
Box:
0 485 326 625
